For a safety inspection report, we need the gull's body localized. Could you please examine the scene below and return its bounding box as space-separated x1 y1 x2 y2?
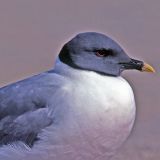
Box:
0 32 154 160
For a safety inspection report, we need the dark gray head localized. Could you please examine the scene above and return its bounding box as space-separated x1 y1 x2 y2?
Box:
59 32 154 76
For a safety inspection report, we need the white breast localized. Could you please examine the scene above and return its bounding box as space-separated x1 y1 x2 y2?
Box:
47 62 136 159
69 69 136 138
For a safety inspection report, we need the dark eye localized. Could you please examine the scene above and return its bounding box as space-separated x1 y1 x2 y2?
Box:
95 49 113 57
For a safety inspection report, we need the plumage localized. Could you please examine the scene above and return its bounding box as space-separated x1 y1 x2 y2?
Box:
0 32 154 159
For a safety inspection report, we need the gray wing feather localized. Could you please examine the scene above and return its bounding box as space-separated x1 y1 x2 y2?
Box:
0 70 65 147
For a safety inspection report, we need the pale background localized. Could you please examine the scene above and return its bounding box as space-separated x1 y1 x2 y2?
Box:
0 0 159 159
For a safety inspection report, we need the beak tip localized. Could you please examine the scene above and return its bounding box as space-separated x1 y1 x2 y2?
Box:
142 63 156 73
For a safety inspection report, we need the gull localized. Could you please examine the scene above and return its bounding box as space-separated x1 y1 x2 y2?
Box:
0 32 155 160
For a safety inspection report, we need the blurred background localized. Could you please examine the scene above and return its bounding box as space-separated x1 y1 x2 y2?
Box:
0 0 159 159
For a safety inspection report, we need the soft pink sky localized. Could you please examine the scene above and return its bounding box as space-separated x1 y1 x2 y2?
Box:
0 0 159 157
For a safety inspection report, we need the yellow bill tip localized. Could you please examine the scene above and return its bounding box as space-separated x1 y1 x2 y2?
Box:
142 63 156 73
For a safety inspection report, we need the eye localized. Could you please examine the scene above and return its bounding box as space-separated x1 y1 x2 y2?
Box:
95 49 114 57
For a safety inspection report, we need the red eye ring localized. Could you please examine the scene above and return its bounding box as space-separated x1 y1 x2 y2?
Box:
95 49 113 57
96 50 106 57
